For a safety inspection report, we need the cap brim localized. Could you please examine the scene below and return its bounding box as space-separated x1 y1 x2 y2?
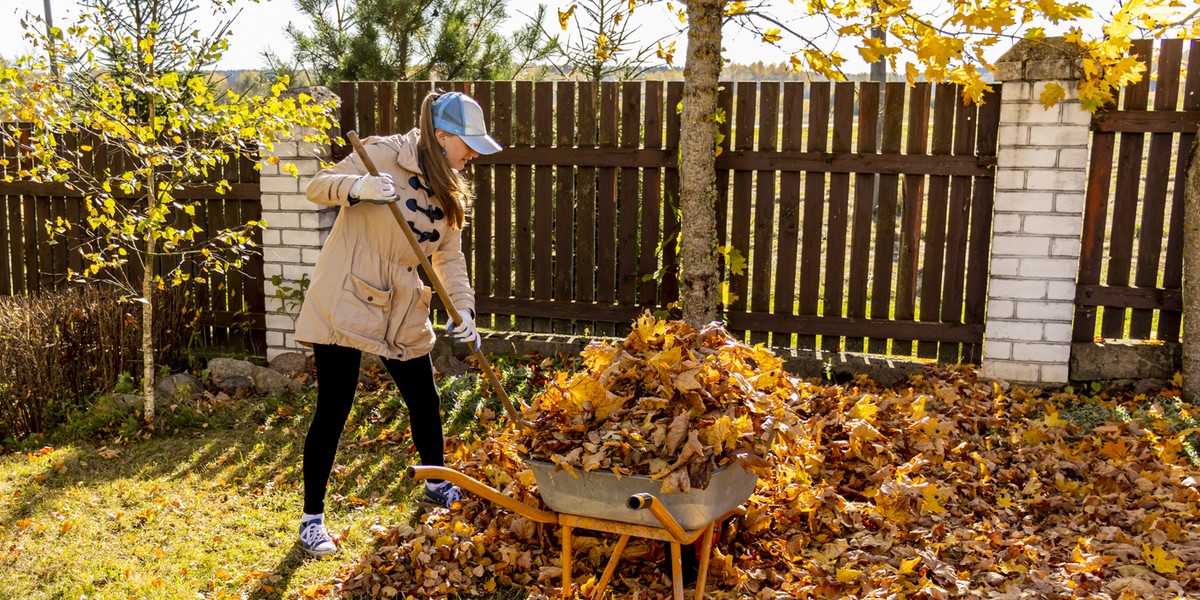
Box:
461 134 503 155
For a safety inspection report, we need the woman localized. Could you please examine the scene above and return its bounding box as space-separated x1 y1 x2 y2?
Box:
292 91 501 557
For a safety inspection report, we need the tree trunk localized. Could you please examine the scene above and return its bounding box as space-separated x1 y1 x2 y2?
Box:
678 0 722 328
143 99 157 422
1183 129 1200 402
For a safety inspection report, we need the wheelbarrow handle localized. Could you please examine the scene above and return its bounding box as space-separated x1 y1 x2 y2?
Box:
627 493 688 543
345 131 531 430
407 465 558 524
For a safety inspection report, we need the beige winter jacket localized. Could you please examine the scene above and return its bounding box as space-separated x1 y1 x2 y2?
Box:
293 129 474 360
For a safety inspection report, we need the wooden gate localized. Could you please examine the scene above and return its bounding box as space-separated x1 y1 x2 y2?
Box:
1074 39 1199 343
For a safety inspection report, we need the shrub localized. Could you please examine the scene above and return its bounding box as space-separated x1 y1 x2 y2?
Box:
0 285 196 443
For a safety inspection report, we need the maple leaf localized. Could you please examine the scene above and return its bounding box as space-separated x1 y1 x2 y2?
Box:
1142 544 1184 574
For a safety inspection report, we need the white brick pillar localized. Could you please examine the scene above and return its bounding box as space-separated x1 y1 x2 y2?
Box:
982 38 1089 386
260 128 335 361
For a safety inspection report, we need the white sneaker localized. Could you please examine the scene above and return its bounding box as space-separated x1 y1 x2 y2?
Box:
421 480 465 508
299 516 337 557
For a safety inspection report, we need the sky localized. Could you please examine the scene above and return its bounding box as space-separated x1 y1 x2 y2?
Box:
0 0 800 70
1 0 1121 74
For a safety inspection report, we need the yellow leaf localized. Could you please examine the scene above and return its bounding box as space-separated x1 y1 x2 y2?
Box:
558 4 576 30
1142 544 1184 574
921 484 946 513
1040 82 1067 109
1043 409 1064 427
761 28 782 44
851 395 879 422
899 557 921 575
836 567 863 583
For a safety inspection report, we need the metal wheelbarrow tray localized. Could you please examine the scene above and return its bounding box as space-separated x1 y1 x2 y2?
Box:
526 459 757 531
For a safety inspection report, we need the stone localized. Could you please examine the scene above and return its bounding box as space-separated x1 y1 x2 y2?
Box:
207 357 303 397
1069 341 1180 382
215 375 256 398
995 36 1085 82
433 355 471 377
269 352 310 378
154 373 204 402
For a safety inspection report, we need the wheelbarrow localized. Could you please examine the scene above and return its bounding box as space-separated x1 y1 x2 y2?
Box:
407 460 757 599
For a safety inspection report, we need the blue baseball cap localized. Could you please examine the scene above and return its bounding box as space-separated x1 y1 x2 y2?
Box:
431 92 503 155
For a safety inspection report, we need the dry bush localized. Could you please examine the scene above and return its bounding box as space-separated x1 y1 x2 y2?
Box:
0 285 196 441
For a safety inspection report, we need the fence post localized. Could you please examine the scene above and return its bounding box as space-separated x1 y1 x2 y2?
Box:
259 104 337 361
982 38 1090 386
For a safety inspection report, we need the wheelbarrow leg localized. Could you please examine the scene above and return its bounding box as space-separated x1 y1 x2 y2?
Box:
694 521 716 599
562 524 573 599
591 534 631 599
670 542 684 600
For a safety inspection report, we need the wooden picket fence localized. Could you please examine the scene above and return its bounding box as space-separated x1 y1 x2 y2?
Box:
338 79 1002 362
1074 38 1199 343
0 126 266 352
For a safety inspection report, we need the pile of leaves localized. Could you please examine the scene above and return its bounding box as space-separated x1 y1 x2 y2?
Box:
513 314 800 494
332 326 1200 598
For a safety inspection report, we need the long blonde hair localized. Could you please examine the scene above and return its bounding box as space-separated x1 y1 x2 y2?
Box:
418 91 471 229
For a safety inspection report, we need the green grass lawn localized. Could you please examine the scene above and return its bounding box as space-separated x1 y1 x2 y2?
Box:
0 361 536 600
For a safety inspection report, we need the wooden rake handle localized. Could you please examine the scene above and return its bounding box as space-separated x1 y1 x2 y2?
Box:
345 131 530 430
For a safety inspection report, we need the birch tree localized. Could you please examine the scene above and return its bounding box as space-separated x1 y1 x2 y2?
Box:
0 0 336 420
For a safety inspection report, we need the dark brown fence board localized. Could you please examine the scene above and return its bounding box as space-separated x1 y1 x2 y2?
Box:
639 81 664 309
750 82 780 345
1101 39 1153 338
396 82 417 134
377 82 395 135
491 82 514 330
1093 111 1199 133
554 82 576 334
729 312 982 344
772 82 804 346
576 82 597 313
918 83 955 359
1074 111 1117 341
869 83 906 354
797 82 830 350
512 81 534 332
357 82 376 141
596 82 619 336
846 83 880 353
963 88 1001 362
821 82 854 352
471 81 493 327
1161 40 1199 342
661 81 683 307
618 82 642 311
730 81 757 322
468 146 992 175
533 82 554 333
1076 284 1181 311
893 82 931 357
1128 40 1182 337
940 93 979 363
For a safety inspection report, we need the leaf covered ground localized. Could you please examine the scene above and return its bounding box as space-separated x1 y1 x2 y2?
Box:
336 319 1200 599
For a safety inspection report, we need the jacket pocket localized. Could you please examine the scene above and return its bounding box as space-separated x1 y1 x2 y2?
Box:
333 274 393 341
391 284 435 350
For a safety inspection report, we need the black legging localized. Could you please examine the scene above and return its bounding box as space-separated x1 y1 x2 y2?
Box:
303 343 445 514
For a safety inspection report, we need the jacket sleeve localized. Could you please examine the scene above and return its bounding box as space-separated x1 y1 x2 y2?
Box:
431 226 476 317
305 140 395 207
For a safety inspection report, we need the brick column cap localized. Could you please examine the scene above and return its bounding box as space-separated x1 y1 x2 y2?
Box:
995 36 1085 82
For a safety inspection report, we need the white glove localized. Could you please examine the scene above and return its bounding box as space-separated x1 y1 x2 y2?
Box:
446 313 481 351
349 173 395 202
